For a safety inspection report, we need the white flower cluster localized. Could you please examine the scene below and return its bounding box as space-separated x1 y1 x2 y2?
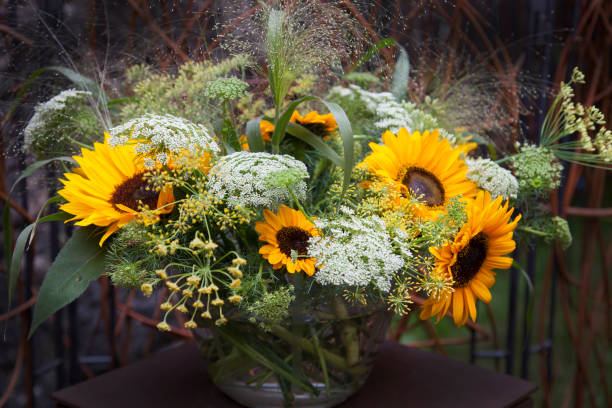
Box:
328 84 395 113
465 157 519 200
308 208 404 292
329 84 457 144
24 89 92 148
206 151 308 209
108 114 219 168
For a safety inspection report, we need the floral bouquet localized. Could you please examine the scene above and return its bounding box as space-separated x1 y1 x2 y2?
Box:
6 2 611 407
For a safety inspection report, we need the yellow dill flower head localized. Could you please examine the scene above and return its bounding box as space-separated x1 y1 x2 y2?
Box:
215 316 228 327
166 281 180 292
177 305 189 313
198 287 212 295
189 236 206 249
156 322 171 332
182 289 193 298
232 257 247 266
229 295 243 304
140 283 153 297
155 269 167 280
230 279 242 289
160 301 172 311
192 300 204 309
211 299 224 307
200 311 212 319
184 320 197 329
228 266 243 278
187 275 201 286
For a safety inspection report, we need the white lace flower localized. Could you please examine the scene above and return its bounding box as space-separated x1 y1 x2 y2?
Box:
206 152 308 209
465 157 519 200
308 211 404 292
108 114 219 168
24 89 93 150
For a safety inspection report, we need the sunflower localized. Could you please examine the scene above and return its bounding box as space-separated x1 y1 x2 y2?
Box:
258 110 337 142
255 205 318 276
420 190 521 326
290 110 337 138
359 128 477 219
58 135 174 246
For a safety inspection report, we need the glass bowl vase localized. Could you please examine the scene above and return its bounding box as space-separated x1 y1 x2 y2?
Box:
194 299 391 408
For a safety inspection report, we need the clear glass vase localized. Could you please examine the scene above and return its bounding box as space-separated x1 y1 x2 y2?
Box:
195 299 391 408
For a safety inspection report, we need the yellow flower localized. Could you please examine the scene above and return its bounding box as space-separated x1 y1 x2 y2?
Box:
255 205 317 276
259 120 275 142
58 135 174 245
259 110 337 142
290 110 337 138
420 190 521 326
359 128 477 220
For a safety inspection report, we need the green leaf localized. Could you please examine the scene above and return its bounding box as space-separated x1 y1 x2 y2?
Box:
7 211 72 310
48 66 107 102
29 226 106 337
246 117 265 153
8 157 76 196
271 96 316 152
285 123 342 167
318 100 354 199
347 37 395 74
4 68 45 124
391 43 410 101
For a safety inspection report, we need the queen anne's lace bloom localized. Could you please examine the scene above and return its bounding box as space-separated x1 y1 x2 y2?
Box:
206 152 308 209
308 209 404 292
465 157 519 200
108 114 219 168
24 89 96 154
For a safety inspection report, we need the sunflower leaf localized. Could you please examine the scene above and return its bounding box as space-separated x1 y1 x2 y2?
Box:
29 225 106 337
7 211 72 310
246 116 265 153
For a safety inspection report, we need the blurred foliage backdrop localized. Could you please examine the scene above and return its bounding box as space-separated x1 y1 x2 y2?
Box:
0 1 610 407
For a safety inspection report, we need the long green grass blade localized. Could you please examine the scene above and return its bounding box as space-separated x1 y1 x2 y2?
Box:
8 211 72 309
347 37 395 74
285 123 342 167
319 100 353 198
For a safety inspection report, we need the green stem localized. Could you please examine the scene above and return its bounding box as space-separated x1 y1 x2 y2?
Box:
517 226 551 238
268 325 367 376
332 298 360 367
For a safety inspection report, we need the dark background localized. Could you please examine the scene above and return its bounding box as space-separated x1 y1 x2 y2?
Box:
1 1 610 407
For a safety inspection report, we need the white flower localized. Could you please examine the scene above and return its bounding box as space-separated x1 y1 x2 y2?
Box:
108 114 219 168
206 151 308 209
465 157 519 200
329 84 395 113
308 211 404 292
24 89 93 149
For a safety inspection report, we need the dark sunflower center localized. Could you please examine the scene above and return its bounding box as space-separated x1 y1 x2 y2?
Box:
276 226 311 257
110 173 158 211
301 122 329 137
450 232 489 288
400 166 445 207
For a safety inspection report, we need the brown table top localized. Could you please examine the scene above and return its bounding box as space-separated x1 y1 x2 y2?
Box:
52 341 536 408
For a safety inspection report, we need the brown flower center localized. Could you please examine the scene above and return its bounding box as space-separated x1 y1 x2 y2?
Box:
400 167 445 207
450 232 489 288
276 226 311 257
300 122 329 137
110 173 158 211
